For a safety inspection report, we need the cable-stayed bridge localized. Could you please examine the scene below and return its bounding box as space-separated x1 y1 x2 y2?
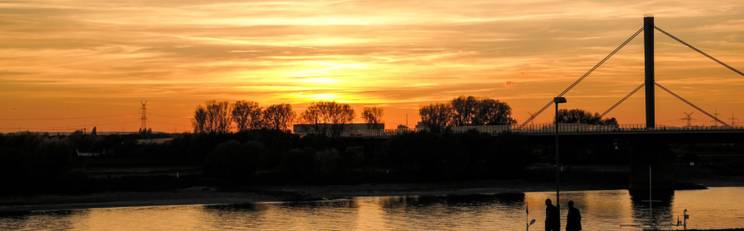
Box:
518 16 743 132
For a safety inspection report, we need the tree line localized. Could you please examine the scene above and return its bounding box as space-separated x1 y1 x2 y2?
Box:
192 101 384 134
193 96 618 134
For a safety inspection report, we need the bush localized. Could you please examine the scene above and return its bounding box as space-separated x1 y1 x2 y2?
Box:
280 147 316 179
314 148 340 176
205 140 264 180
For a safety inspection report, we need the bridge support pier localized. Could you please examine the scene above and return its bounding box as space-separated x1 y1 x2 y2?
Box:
629 138 675 201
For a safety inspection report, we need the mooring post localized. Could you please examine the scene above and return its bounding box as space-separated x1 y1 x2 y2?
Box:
644 16 655 128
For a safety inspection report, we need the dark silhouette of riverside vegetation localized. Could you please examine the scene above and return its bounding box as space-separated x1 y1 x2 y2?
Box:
419 96 517 132
300 101 356 137
3 126 744 195
0 129 539 193
2 96 744 195
556 108 618 125
193 101 295 134
362 107 384 126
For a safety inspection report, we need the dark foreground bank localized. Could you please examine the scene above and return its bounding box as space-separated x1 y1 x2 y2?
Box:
3 130 744 194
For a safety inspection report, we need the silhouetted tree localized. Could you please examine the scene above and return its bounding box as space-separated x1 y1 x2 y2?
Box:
206 101 231 133
263 104 295 131
557 108 618 125
193 106 207 133
419 103 453 132
205 140 264 179
192 101 231 134
362 107 384 125
302 101 355 124
451 96 479 126
301 105 321 125
451 96 516 125
301 102 355 136
232 100 263 131
475 98 516 125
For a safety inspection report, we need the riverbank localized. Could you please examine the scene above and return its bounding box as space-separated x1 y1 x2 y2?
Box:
2 177 743 213
0 180 606 212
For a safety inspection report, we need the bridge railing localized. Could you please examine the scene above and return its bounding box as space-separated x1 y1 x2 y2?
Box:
352 124 744 137
514 123 744 135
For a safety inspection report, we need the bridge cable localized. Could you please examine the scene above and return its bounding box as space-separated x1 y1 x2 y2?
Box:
655 26 744 77
654 82 731 127
599 83 644 118
519 27 644 127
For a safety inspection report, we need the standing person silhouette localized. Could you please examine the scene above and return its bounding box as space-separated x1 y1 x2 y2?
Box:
566 200 582 231
545 199 559 231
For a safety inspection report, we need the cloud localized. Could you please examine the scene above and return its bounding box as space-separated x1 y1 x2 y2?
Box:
0 0 743 131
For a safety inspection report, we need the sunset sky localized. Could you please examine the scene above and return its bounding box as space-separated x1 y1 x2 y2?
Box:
1 0 743 132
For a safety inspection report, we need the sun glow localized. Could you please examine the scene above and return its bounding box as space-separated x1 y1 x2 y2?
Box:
2 0 744 132
309 93 338 101
303 77 338 85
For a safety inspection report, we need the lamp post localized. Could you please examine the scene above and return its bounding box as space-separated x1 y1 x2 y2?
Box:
553 96 567 230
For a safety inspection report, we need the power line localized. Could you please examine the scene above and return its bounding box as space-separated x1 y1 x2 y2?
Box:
520 27 643 127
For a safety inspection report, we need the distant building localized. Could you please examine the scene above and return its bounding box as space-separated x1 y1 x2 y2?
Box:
294 123 385 137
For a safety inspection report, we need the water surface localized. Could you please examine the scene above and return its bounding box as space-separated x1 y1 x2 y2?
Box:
2 187 743 231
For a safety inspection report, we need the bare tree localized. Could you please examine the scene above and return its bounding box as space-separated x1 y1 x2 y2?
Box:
232 100 263 131
362 107 384 125
192 101 232 134
263 104 295 131
302 102 355 136
302 102 355 124
419 103 454 132
301 105 321 125
193 106 208 133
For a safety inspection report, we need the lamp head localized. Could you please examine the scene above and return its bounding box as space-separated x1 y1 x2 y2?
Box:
553 96 567 104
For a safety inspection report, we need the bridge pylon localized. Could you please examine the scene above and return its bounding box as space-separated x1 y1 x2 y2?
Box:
644 16 655 129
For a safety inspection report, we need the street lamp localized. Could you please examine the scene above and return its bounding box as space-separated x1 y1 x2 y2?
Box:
553 96 567 230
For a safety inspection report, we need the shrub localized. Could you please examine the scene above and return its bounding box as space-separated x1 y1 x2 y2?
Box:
205 140 264 179
280 147 315 179
314 148 340 176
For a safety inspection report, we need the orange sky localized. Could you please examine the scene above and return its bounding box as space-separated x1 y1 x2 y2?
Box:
1 0 743 132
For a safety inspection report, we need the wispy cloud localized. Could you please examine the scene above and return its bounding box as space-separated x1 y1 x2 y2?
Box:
1 0 743 131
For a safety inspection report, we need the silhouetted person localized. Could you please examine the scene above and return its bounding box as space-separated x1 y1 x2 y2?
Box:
566 200 582 231
545 199 559 231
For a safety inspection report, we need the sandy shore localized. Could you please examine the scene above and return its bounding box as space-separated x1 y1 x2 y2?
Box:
1 178 742 213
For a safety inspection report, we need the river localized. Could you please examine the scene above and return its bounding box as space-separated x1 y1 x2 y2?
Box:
2 187 743 230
